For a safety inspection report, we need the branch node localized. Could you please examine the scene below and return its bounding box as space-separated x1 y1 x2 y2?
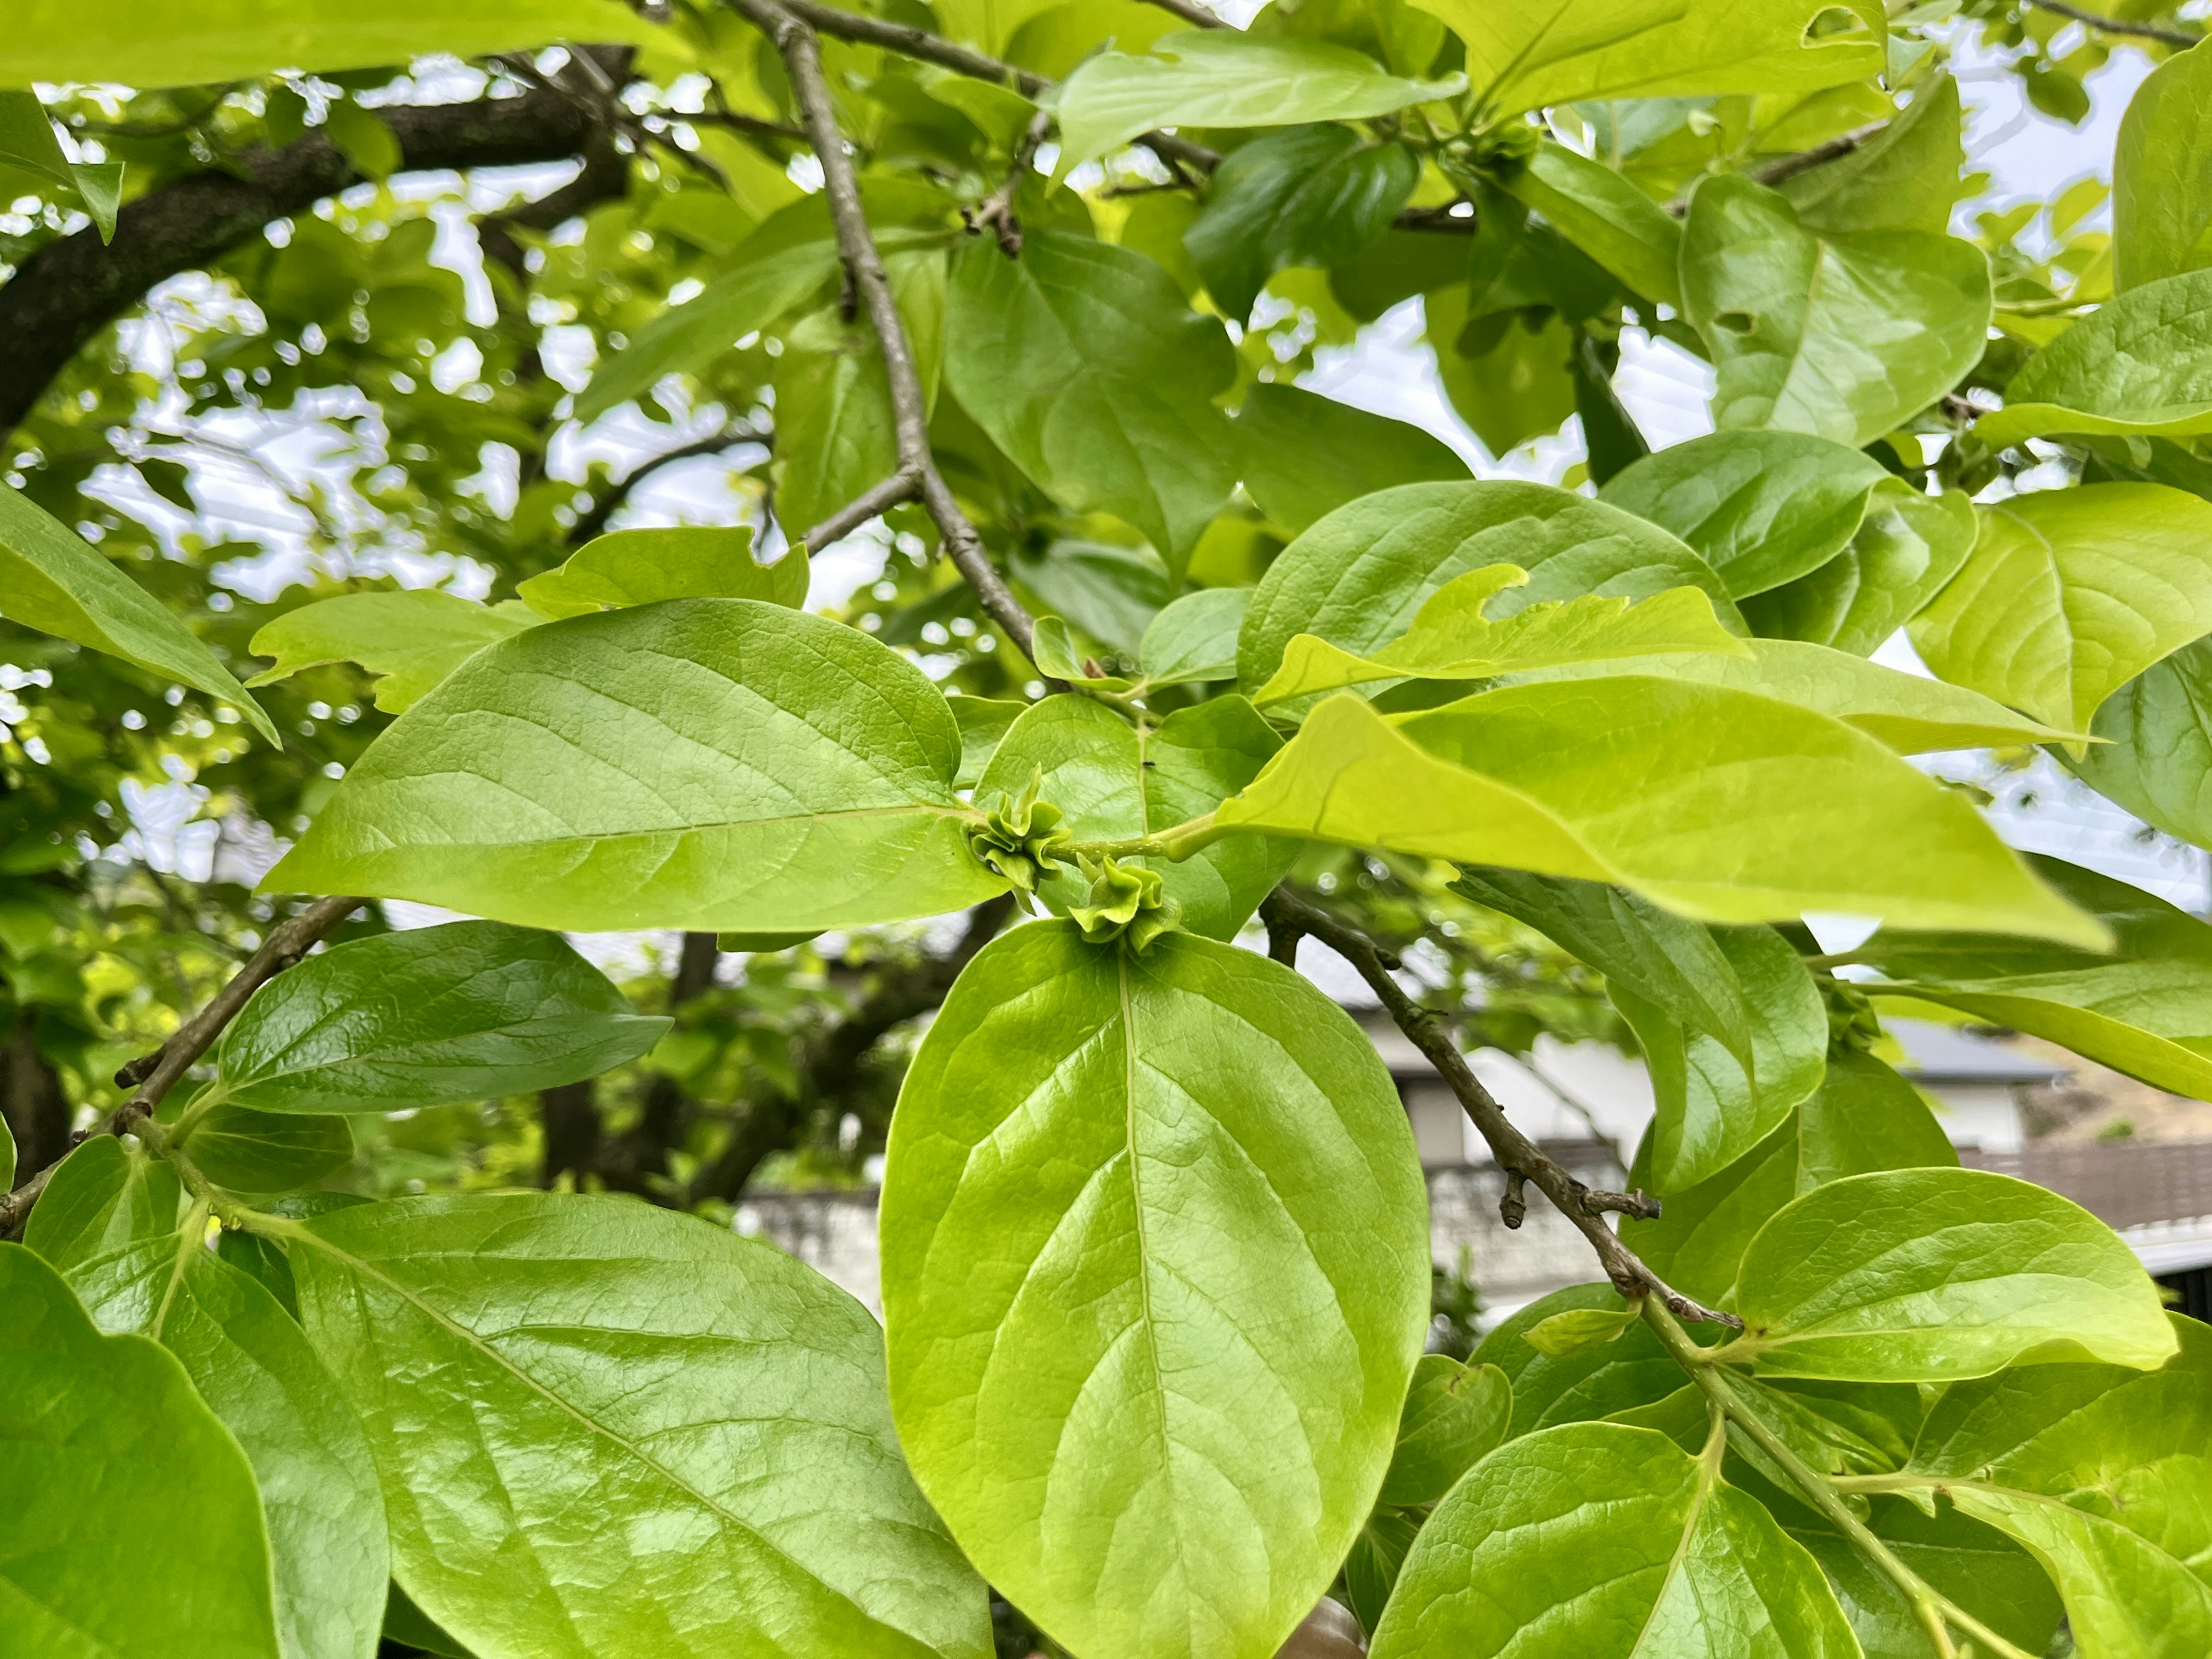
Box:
1500 1169 1528 1230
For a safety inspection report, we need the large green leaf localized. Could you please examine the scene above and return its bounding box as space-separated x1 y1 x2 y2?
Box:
2074 635 2212 851
1379 1355 1511 1506
1367 1421 1859 1659
22 1133 180 1272
266 600 1008 931
974 694 1296 940
1412 0 1881 109
1184 124 1418 321
945 232 1236 572
295 1192 990 1659
1232 384 1469 535
0 0 662 87
1474 1284 1685 1439
1597 430 1896 599
1777 75 1964 237
1908 483 2212 734
2117 44 2212 291
0 483 276 741
184 1103 355 1192
881 923 1429 1659
518 527 806 620
1889 1315 2212 1659
1498 141 1683 306
248 590 537 714
1138 588 1250 688
1741 486 1978 657
207 920 668 1115
1619 1048 1956 1306
1730 1168 2177 1381
1251 565 1744 707
1973 271 2212 448
1681 176 1992 449
1214 683 2103 944
70 1242 389 1659
1054 32 1462 172
1238 480 1738 688
0 1244 280 1658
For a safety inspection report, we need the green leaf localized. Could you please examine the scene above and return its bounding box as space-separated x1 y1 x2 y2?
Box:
1786 1497 2063 1659
1504 635 2089 752
211 920 668 1114
0 1244 280 1658
1368 1421 1860 1659
1341 1507 1423 1640
324 100 399 181
1776 75 1965 237
1598 430 1897 600
69 1242 388 1659
1010 539 1172 657
0 1109 13 1195
976 695 1297 940
1251 565 1746 707
946 232 1236 573
1138 587 1250 687
577 241 840 423
1522 1305 1639 1359
2074 635 2212 852
1232 384 1469 535
1682 175 1993 449
1380 1355 1512 1506
0 482 277 741
1874 971 2212 1101
1184 124 1416 321
0 89 120 240
881 923 1429 1659
247 590 537 714
1053 32 1463 173
1908 483 2212 733
948 695 1028 789
0 0 664 88
22 1134 180 1272
1215 683 2104 944
266 600 1008 931
1895 1314 2212 1659
1971 271 2212 449
1498 142 1683 306
1411 0 1881 109
518 527 806 620
1475 1285 1685 1438
1741 486 1979 657
1238 480 1740 690
184 1103 355 1192
1731 1168 2177 1381
1620 1048 1956 1306
382 1587 477 1659
2117 44 2212 291
294 1192 991 1659
1426 287 1581 459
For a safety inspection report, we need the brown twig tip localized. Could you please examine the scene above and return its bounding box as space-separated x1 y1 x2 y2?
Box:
1500 1170 1528 1229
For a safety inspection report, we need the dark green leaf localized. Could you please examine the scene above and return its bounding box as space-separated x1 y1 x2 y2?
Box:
1474 1284 1684 1438
1232 382 1469 535
1777 75 1964 237
1741 486 1978 657
184 1103 355 1192
1499 141 1683 306
1380 1355 1510 1505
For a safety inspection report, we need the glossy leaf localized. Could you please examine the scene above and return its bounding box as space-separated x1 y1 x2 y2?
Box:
1908 483 2212 733
1232 383 1469 537
518 527 805 619
1732 1168 2177 1381
948 694 1027 789
1499 141 1683 306
1682 175 1993 449
22 1133 180 1272
976 694 1297 939
2116 44 2212 291
0 89 120 240
881 923 1429 1659
266 600 1009 931
248 590 536 714
1973 270 2212 448
70 1241 389 1659
2075 635 2212 851
1598 430 1895 599
0 1245 281 1657
1872 969 2212 1101
1216 683 2103 944
1251 566 1745 707
946 232 1236 571
184 1104 355 1192
1054 32 1462 172
1475 1285 1686 1438
1184 124 1418 321
1620 1048 1956 1306
1777 75 1964 237
212 920 666 1113
1138 587 1249 688
1379 1356 1511 1506
1238 480 1739 689
1521 1305 1639 1359
1741 486 1979 657
0 482 276 741
1368 1421 1860 1659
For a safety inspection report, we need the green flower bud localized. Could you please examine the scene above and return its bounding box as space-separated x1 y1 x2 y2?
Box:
968 766 1072 901
1068 854 1181 953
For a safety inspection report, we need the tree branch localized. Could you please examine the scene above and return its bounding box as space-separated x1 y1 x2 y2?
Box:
570 421 771 544
1136 0 1228 26
2025 0 2198 47
734 0 1041 661
1259 889 1739 1330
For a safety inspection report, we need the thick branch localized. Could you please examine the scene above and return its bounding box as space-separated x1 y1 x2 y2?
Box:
0 84 616 439
736 0 1041 661
2026 0 2198 47
1260 889 1738 1330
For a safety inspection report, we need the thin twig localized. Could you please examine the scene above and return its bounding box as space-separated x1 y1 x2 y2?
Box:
1262 889 1740 1329
2026 0 2198 47
571 422 770 545
1135 0 1227 26
803 469 921 551
964 108 1053 256
1746 119 1889 187
681 108 810 143
734 0 1041 662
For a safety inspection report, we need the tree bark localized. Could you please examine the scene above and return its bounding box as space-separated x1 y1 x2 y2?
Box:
1 1014 70 1183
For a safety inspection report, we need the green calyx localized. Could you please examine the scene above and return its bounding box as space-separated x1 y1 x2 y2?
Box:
1068 854 1182 953
969 767 1073 900
1824 979 1883 1053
